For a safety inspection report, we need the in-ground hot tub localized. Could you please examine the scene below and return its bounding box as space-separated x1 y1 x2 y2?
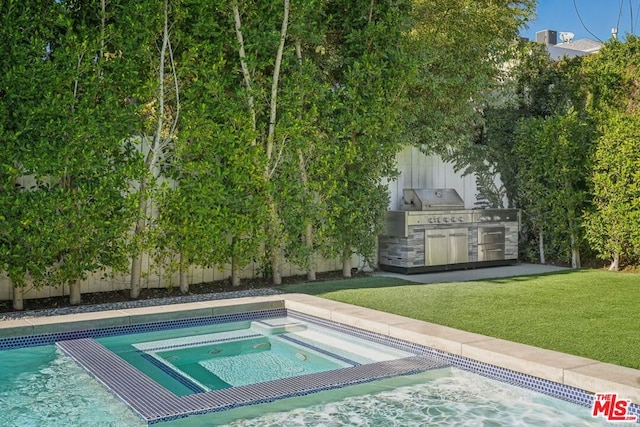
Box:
1 294 638 425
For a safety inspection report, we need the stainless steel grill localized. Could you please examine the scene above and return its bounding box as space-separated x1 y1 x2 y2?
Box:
378 188 520 273
402 188 465 211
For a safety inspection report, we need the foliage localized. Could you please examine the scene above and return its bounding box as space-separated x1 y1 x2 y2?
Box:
0 1 141 289
319 0 413 268
126 0 184 294
153 0 267 277
452 39 598 265
581 35 640 115
404 0 535 151
584 113 640 267
0 0 549 294
515 109 594 266
580 36 640 268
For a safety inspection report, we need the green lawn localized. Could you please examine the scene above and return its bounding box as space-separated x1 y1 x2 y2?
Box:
279 270 640 370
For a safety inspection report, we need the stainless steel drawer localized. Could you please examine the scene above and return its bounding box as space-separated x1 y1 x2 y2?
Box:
478 227 505 245
478 243 505 261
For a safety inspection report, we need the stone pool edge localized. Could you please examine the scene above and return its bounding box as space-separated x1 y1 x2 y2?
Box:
2 293 639 407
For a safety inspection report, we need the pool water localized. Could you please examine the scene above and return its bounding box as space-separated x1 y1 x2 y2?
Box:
0 346 144 427
0 345 607 426
0 313 611 426
168 369 609 427
95 317 412 396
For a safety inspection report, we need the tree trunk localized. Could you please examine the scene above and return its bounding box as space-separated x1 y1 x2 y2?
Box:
306 223 316 281
570 234 581 269
342 246 352 278
294 44 316 282
69 279 82 305
233 4 256 134
231 257 241 286
231 238 241 286
130 254 143 299
270 233 283 285
130 192 147 299
297 150 316 281
179 252 189 294
12 284 24 311
538 225 546 264
609 253 620 271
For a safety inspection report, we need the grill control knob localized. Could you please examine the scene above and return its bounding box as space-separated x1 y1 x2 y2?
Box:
493 216 501 221
459 217 465 223
443 217 450 223
451 217 457 223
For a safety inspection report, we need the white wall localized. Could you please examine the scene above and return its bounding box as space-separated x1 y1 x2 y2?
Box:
388 145 479 209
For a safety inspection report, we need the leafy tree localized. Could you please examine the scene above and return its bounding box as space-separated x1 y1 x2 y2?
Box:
152 0 267 289
581 36 640 114
515 109 593 267
228 0 296 285
467 42 585 209
581 37 640 269
584 113 640 269
0 0 141 308
127 0 182 298
314 0 413 276
450 38 592 265
405 0 535 152
268 0 346 282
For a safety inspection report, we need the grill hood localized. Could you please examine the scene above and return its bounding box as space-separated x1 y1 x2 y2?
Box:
401 188 465 211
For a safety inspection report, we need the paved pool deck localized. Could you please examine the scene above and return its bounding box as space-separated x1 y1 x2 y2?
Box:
1 263 639 410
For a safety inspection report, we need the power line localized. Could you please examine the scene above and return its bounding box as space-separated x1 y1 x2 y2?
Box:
617 0 623 31
572 0 603 42
630 0 634 34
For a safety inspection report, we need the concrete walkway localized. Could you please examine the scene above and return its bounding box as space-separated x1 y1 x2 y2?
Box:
374 263 569 284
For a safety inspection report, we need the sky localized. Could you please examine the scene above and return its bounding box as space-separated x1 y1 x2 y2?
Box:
520 0 640 43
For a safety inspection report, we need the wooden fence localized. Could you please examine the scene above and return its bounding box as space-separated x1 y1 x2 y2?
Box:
0 252 357 302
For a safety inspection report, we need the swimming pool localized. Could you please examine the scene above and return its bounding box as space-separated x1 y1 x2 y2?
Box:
1 294 638 425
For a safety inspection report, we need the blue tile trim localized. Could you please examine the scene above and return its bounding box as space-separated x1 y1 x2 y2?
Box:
287 309 640 423
140 353 207 394
278 334 361 366
0 308 286 350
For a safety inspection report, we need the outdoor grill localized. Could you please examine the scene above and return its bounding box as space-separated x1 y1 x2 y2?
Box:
378 188 520 273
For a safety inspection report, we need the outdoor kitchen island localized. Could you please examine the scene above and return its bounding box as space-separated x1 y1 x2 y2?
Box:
378 188 520 274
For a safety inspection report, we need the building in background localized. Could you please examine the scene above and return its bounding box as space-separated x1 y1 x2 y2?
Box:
534 29 602 59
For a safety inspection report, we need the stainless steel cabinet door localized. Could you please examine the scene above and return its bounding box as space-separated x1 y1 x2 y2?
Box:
425 228 469 266
425 230 449 266
448 228 469 264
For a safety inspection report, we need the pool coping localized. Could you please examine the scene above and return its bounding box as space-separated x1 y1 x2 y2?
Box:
2 293 640 418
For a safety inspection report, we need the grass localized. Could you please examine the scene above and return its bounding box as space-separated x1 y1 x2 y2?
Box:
279 270 640 370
